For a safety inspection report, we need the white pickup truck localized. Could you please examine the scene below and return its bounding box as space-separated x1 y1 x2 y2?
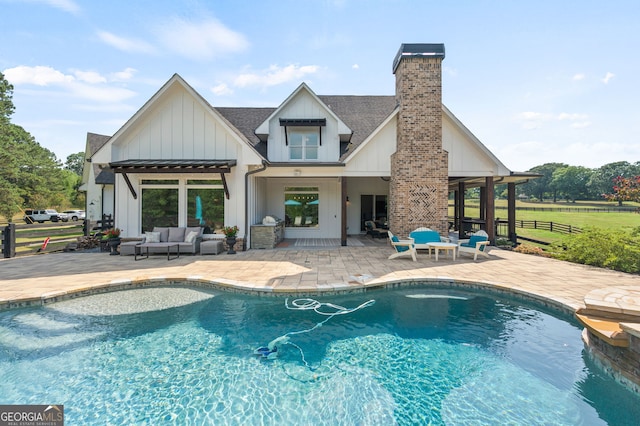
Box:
23 209 68 223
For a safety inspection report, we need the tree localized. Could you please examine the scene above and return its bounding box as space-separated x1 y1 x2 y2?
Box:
65 152 85 176
520 163 568 202
0 72 68 221
551 166 595 202
590 161 640 205
0 71 14 124
604 176 640 204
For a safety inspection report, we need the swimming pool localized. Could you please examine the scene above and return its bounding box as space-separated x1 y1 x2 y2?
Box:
1 285 639 425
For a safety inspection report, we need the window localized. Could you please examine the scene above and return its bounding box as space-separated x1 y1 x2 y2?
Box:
141 188 178 231
288 128 319 160
187 188 224 231
140 179 225 233
284 186 319 228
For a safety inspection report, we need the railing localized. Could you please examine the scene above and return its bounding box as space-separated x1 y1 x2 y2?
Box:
494 219 582 237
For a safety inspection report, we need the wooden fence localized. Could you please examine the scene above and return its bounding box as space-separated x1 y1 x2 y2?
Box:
460 203 638 213
1 215 114 258
496 220 582 235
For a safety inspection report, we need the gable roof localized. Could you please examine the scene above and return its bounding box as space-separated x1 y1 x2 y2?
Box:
215 95 398 160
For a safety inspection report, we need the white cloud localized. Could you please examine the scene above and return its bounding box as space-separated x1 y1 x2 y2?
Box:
4 65 73 85
517 111 549 121
97 31 156 54
234 64 320 88
572 73 585 81
602 72 615 84
154 17 249 61
515 111 591 130
211 83 233 96
352 64 359 70
110 68 137 82
3 65 136 103
72 70 106 84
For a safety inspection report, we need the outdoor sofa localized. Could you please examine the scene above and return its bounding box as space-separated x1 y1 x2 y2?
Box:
409 227 449 250
120 226 203 256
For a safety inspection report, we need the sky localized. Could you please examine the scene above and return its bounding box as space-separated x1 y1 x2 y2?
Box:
2 0 639 172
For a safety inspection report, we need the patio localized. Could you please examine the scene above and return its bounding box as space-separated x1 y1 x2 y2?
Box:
1 242 639 314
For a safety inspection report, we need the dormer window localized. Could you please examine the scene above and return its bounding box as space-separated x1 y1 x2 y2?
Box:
279 118 326 161
288 128 319 160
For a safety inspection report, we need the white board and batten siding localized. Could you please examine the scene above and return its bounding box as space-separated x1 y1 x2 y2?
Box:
112 87 240 162
443 108 511 177
343 117 396 175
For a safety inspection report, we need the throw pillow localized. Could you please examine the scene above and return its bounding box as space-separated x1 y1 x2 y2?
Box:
153 227 169 242
145 231 161 243
184 231 199 243
185 226 202 239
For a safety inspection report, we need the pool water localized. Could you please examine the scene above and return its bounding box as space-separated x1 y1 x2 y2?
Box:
1 286 639 425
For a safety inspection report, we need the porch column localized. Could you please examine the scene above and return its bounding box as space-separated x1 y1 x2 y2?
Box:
341 178 347 246
479 187 486 220
456 181 465 235
485 177 495 244
508 182 517 245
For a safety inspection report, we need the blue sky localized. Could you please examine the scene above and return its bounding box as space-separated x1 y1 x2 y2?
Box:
2 0 639 172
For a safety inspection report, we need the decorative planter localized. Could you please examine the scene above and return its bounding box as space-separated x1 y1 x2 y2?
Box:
107 238 121 255
226 237 237 254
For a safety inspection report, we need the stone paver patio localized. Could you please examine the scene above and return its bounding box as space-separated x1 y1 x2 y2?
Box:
2 244 640 314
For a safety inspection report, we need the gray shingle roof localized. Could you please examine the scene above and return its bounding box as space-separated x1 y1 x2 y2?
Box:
86 132 111 157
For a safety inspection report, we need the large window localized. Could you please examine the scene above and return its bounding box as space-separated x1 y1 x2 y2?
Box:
288 128 319 160
284 186 319 228
140 178 225 233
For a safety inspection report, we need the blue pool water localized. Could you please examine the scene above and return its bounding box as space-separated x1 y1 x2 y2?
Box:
1 285 639 425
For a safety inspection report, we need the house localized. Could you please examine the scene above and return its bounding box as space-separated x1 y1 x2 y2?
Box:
81 43 534 249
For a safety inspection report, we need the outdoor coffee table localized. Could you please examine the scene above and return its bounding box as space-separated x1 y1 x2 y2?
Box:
134 242 180 261
426 242 457 261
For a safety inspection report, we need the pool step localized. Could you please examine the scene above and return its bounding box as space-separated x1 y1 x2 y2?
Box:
575 311 629 348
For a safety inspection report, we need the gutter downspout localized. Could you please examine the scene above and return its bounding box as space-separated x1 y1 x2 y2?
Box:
244 161 268 250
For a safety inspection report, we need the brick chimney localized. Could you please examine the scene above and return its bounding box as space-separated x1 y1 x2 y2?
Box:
389 43 449 237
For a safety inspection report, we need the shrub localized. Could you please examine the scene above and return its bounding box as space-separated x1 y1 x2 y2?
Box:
552 226 640 274
495 237 514 247
514 244 548 256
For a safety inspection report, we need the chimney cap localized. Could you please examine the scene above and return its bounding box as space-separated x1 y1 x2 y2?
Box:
392 43 445 73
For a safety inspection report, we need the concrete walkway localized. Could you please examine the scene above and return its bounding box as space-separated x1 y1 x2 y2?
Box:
2 243 640 313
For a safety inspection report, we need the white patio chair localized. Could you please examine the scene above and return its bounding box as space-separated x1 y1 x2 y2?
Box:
457 230 490 261
387 231 417 261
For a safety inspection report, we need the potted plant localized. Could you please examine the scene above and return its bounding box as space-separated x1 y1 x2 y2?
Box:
222 225 239 254
102 228 121 255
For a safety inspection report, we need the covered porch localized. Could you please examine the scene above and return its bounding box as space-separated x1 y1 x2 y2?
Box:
449 173 539 245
